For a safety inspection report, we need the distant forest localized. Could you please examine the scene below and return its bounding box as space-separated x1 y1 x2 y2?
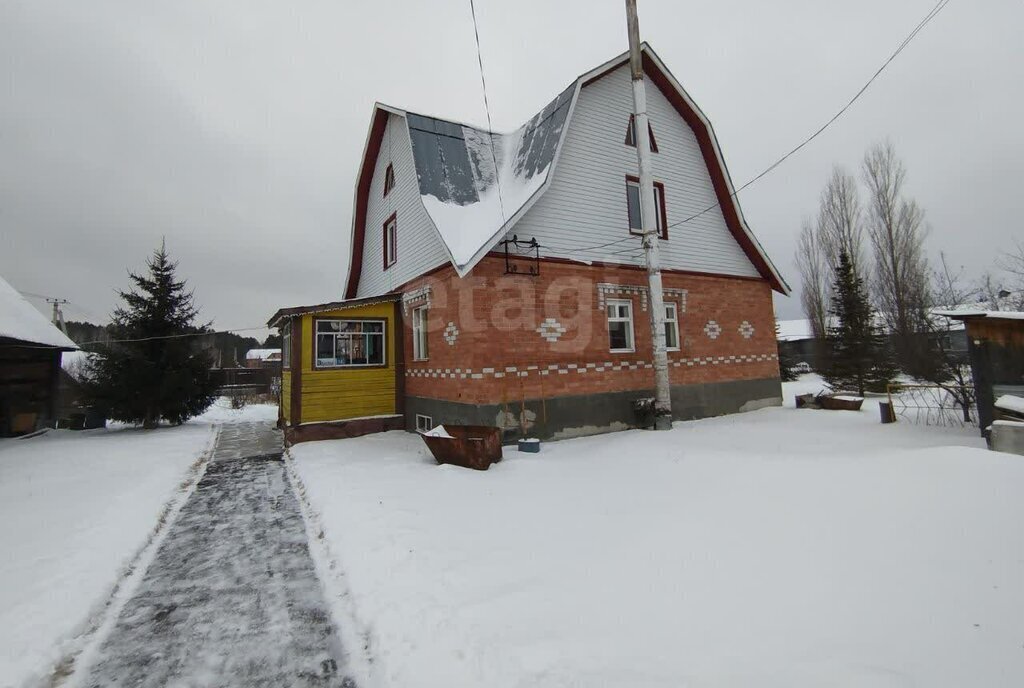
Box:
64 320 276 368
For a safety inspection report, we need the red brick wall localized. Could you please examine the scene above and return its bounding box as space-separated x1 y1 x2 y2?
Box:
400 256 779 406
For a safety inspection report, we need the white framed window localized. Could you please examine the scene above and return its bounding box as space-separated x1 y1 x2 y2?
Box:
415 414 433 433
412 305 429 361
282 320 291 369
315 319 386 368
626 178 667 239
664 302 680 351
606 299 635 353
383 214 397 269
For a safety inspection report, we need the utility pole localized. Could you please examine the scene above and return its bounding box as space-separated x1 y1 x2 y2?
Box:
625 0 672 429
47 298 69 336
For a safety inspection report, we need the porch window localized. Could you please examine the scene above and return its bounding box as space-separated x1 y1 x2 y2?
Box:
383 163 395 197
626 176 668 239
383 214 397 269
282 320 291 369
606 299 635 353
664 302 680 351
315 319 386 368
412 305 429 360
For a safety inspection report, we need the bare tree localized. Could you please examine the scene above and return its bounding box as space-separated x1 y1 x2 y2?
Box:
795 217 829 339
996 240 1024 309
817 166 866 280
976 271 1005 311
920 253 977 422
932 252 974 308
862 141 931 373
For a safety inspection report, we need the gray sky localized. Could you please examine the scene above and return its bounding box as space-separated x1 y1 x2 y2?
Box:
2 0 1021 336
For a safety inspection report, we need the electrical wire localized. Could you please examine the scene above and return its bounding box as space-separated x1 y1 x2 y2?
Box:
1 325 271 350
468 0 506 223
664 0 952 231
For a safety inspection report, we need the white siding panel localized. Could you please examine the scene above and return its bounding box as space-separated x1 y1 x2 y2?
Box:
515 65 759 278
356 114 447 297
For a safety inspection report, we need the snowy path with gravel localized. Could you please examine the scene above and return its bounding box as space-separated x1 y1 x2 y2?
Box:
78 422 353 688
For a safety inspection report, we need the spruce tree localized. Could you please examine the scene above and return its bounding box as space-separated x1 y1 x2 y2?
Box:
85 243 217 428
776 321 799 382
823 251 896 395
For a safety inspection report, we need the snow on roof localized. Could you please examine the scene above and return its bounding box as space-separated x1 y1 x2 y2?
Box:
405 84 575 271
776 319 815 342
0 275 77 349
995 395 1024 415
245 349 281 361
935 309 1024 322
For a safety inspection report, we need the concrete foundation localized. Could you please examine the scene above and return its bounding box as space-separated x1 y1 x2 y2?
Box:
406 377 782 442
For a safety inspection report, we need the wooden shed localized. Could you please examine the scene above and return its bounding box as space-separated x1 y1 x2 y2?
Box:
944 311 1024 435
0 276 78 436
268 293 403 444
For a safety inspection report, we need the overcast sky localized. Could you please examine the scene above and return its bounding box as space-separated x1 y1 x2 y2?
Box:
2 0 1021 337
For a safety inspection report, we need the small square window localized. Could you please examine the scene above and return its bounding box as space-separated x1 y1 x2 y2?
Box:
415 414 433 433
606 299 635 353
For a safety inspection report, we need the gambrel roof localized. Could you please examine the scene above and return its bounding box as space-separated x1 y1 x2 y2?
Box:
344 43 789 297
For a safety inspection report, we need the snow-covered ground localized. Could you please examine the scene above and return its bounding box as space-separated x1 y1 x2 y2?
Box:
291 377 1024 687
0 398 277 688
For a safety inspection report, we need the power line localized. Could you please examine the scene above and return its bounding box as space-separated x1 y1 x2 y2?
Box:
468 0 506 222
664 0 952 232
1 325 271 350
551 0 951 255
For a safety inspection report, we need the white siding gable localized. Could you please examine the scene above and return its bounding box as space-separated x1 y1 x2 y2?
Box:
514 65 759 278
356 113 447 298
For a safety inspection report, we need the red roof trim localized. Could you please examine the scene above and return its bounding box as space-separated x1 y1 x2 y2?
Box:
345 108 389 299
638 53 785 293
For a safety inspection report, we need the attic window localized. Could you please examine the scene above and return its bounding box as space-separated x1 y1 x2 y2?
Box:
383 163 395 197
625 175 668 240
625 115 658 152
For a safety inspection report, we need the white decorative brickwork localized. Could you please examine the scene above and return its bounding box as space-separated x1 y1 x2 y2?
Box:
405 353 777 379
704 320 722 339
401 286 432 314
597 283 649 311
738 320 755 339
443 322 459 346
663 288 688 312
536 317 567 343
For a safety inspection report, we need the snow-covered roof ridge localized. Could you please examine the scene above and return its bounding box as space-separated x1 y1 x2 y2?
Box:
246 349 281 361
0 275 78 349
404 83 576 273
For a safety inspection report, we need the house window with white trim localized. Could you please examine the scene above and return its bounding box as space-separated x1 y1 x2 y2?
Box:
383 214 397 269
626 177 668 239
415 414 433 433
606 299 635 352
664 302 680 351
315 319 386 368
412 305 429 361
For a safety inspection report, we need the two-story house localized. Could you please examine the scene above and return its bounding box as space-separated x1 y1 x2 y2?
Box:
269 43 789 444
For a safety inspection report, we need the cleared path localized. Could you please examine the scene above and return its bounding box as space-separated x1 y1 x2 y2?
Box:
80 422 353 687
